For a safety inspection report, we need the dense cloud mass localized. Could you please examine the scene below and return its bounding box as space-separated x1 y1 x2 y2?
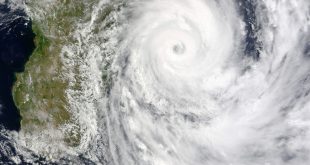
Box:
106 0 310 164
0 0 310 164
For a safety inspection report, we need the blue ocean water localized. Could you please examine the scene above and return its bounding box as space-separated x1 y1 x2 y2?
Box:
0 2 35 131
0 2 35 163
0 0 267 164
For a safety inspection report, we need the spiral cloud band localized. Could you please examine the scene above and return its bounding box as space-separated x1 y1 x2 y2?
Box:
105 0 310 164
1 0 309 164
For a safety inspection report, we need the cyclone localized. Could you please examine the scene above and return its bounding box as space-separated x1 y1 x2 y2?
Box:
0 0 310 164
105 0 310 164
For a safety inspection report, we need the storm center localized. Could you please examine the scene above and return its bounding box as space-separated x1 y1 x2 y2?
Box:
172 42 185 55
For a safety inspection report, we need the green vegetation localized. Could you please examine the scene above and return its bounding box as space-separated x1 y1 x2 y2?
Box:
13 20 71 130
12 0 92 147
13 0 119 149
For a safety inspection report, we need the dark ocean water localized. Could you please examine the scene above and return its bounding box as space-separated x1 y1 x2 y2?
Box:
0 2 35 131
0 1 261 164
0 2 36 164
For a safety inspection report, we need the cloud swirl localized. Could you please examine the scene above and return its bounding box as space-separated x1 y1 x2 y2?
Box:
105 0 310 164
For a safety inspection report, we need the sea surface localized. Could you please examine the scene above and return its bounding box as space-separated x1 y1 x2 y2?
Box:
0 1 34 131
0 2 35 163
0 0 309 164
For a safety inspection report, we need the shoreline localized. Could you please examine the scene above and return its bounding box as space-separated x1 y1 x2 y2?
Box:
0 2 35 131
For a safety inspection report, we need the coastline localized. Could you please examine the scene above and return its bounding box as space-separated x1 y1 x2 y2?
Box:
0 2 35 131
